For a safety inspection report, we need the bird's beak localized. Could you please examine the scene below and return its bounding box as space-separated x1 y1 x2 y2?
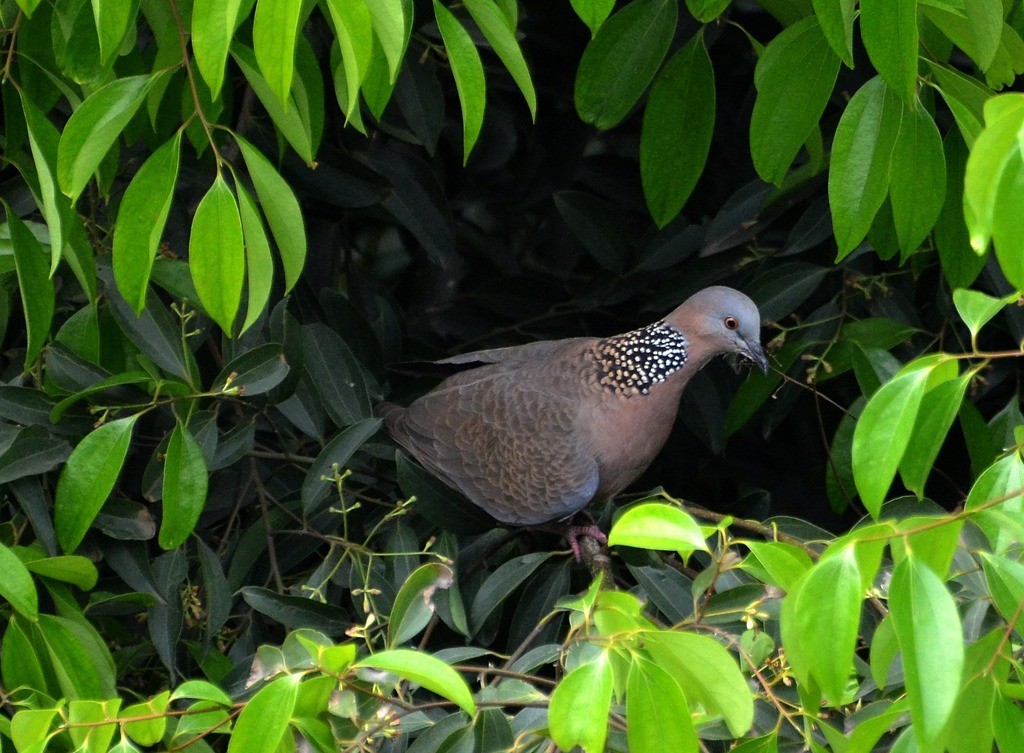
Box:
743 340 770 374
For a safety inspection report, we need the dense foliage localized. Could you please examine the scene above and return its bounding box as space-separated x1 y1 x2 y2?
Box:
2 0 1024 751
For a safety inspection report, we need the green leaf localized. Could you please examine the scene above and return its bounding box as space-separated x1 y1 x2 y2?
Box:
574 0 678 130
235 183 274 334
112 132 182 314
963 93 1024 254
608 502 708 554
189 176 245 334
782 545 862 705
965 452 1024 552
889 553 964 751
54 414 139 553
389 563 454 646
889 101 945 253
20 553 98 590
570 0 616 35
365 0 408 81
922 0 1002 72
236 136 307 292
354 649 477 714
324 0 373 122
812 0 855 65
685 0 731 21
627 657 698 753
21 82 68 273
641 34 715 227
252 0 302 105
0 542 38 620
231 42 314 162
91 0 134 65
122 692 169 746
992 147 1024 290
469 552 551 632
852 359 936 517
980 552 1024 629
57 75 153 202
829 76 902 257
928 61 993 148
159 423 209 550
860 0 919 104
953 288 1017 343
464 0 537 119
548 653 613 753
899 374 970 498
4 203 54 370
640 630 754 736
192 0 245 98
739 540 813 591
68 698 121 753
936 132 986 288
433 0 487 162
227 674 300 753
750 17 840 185
213 343 289 396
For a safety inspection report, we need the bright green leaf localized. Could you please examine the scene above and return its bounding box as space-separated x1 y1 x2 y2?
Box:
354 648 477 714
548 653 613 753
54 414 139 553
365 0 408 81
57 75 153 201
91 0 134 65
953 288 1017 343
0 542 38 621
433 0 487 162
889 553 964 751
252 0 302 105
782 546 862 705
627 657 698 753
112 132 182 314
192 0 246 98
992 147 1024 290
21 95 68 272
899 374 970 498
966 452 1024 552
685 0 731 22
189 176 245 334
226 674 300 753
608 502 708 554
464 0 537 119
236 182 274 334
324 0 373 122
236 136 307 292
852 360 936 517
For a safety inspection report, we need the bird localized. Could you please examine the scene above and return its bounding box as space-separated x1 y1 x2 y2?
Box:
376 287 768 555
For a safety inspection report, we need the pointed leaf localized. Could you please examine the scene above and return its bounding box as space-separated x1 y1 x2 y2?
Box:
236 183 274 333
226 674 300 753
324 0 373 121
252 0 302 105
627 658 698 753
159 423 209 549
641 35 715 227
574 0 677 130
112 132 182 313
433 0 487 162
861 0 919 104
813 0 855 65
464 0 536 119
890 554 964 751
890 101 946 253
354 649 476 714
57 75 153 201
55 415 139 553
0 542 38 620
548 654 613 753
189 176 245 334
608 502 708 554
192 0 245 98
5 204 54 369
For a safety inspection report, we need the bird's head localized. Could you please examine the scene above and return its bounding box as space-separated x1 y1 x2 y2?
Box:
664 286 769 373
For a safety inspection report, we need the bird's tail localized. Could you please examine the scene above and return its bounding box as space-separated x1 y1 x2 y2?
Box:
373 402 405 436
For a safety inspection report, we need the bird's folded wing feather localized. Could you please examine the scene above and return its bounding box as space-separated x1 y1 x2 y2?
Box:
392 369 599 526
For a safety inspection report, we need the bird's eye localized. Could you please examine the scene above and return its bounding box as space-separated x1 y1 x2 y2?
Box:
724 316 739 330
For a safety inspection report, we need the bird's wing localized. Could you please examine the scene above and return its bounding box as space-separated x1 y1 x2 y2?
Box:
389 368 599 526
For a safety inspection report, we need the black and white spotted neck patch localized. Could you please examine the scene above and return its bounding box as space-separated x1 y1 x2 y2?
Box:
590 321 688 395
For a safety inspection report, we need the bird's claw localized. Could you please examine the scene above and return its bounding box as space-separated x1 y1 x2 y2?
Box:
567 522 608 562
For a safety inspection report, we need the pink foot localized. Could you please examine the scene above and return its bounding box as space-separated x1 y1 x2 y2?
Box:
567 523 608 562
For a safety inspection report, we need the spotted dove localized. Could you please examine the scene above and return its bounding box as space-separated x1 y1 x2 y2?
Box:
376 287 767 531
